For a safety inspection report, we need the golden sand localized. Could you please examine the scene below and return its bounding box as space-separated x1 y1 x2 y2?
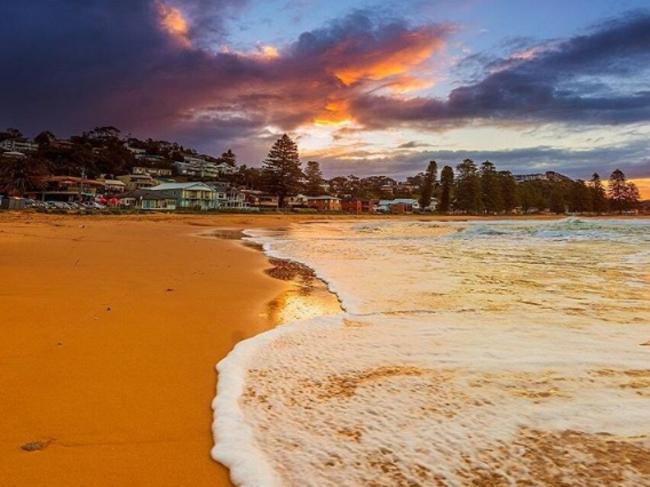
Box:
1 212 646 486
0 212 340 486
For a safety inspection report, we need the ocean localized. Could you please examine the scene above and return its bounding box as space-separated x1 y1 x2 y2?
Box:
213 218 650 486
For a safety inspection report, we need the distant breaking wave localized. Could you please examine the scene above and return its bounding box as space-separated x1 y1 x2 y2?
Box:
212 219 650 486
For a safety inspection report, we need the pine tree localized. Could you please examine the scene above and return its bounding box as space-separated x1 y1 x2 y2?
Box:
608 169 626 213
220 149 237 167
498 170 518 213
480 161 503 214
454 159 482 213
418 160 437 211
262 134 303 208
608 169 640 213
590 173 607 213
437 165 454 213
304 160 324 196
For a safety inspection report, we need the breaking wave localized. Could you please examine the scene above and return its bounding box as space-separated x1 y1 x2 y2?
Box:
213 218 650 486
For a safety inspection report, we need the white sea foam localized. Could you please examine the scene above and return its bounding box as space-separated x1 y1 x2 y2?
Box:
214 219 650 486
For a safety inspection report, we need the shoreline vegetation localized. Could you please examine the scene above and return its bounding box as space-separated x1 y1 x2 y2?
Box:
1 128 646 216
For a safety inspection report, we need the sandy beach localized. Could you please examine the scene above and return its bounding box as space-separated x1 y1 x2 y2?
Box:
1 212 647 486
0 212 341 486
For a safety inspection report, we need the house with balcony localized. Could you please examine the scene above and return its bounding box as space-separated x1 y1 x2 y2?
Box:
376 198 421 213
117 174 157 191
132 166 172 177
118 189 177 211
149 182 217 210
305 195 342 211
0 139 39 153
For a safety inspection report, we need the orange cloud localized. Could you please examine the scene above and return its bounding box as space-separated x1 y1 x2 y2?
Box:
382 75 435 94
332 29 444 85
314 99 352 125
157 1 190 47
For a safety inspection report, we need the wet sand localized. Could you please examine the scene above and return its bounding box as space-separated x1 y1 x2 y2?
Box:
0 212 339 486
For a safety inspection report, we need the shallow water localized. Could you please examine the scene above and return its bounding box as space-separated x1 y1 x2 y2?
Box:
213 218 650 486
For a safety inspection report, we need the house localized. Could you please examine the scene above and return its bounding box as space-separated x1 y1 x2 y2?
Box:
35 176 104 202
207 182 248 209
149 182 217 210
132 166 172 177
117 174 157 191
305 195 342 211
174 158 236 179
241 190 279 209
514 171 572 183
96 178 127 194
126 145 147 156
341 198 377 214
0 139 39 153
50 139 75 150
118 189 177 211
377 198 420 213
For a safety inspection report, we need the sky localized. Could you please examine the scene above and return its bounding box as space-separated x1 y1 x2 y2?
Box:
1 0 649 195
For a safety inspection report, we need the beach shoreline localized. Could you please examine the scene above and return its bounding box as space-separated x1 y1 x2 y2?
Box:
0 212 340 486
1 212 648 486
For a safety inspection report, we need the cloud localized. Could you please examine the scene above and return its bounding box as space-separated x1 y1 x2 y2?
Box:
315 139 650 181
0 3 450 156
350 11 650 128
1 1 649 178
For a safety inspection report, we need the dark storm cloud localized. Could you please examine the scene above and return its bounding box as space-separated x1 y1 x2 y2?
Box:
0 2 449 152
351 11 650 127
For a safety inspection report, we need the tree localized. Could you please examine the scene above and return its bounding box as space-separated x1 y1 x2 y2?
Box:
454 159 482 213
220 149 237 167
568 180 592 213
549 185 566 214
304 160 324 196
437 165 454 213
0 128 23 141
480 161 503 213
498 171 518 213
590 173 607 213
418 160 437 210
35 131 56 147
262 134 303 208
0 156 47 196
608 169 639 213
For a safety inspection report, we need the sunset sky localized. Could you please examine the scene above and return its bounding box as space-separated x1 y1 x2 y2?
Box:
1 0 649 194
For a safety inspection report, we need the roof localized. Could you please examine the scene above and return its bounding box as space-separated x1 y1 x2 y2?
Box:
378 198 419 206
306 195 340 200
118 189 177 199
150 182 215 191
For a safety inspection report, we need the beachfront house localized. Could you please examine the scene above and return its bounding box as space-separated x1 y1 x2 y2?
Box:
207 182 248 209
341 198 378 214
305 195 342 211
118 189 177 211
376 198 421 213
241 190 279 209
149 182 217 210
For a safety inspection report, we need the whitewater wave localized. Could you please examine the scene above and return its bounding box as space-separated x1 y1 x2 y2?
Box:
213 219 650 486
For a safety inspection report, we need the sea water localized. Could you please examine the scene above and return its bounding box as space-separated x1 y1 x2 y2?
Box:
212 218 650 486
